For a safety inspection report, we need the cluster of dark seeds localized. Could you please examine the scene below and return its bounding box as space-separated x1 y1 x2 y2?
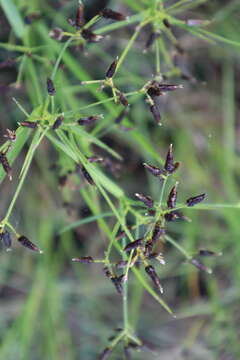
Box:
0 230 43 254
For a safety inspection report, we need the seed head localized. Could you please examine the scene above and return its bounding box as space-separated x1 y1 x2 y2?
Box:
0 231 12 250
191 258 212 274
135 193 154 208
72 256 94 263
19 121 38 128
124 238 143 252
145 265 163 293
75 2 85 28
81 29 103 43
167 183 178 209
47 78 55 96
105 57 118 79
52 116 63 130
143 163 163 177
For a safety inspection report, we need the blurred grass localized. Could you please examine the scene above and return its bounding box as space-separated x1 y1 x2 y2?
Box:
0 0 240 359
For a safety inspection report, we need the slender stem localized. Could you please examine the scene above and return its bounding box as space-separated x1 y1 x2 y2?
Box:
51 38 72 80
158 175 168 208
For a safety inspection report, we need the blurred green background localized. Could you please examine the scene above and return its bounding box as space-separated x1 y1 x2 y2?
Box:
0 0 240 359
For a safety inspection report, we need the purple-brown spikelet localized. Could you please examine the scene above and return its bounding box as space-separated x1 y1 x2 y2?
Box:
72 256 94 263
78 116 100 126
0 152 12 181
135 193 154 208
20 121 38 128
167 183 178 209
152 222 165 244
198 249 222 257
81 165 95 185
100 8 126 21
52 115 63 130
124 238 143 252
49 27 63 41
18 235 43 253
158 84 183 92
111 275 124 295
186 193 206 207
75 2 85 28
47 78 55 95
164 144 174 172
105 57 118 78
118 92 129 107
4 129 16 142
81 29 103 43
0 231 12 250
143 163 163 177
149 104 161 124
115 108 129 124
145 265 163 293
144 31 160 51
163 18 171 28
99 347 112 360
191 258 212 274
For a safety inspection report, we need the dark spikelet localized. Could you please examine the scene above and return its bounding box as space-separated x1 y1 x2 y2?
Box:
144 241 153 256
78 115 100 126
81 166 95 185
18 235 43 253
158 84 183 92
124 346 132 359
52 115 63 130
147 84 162 98
199 249 222 257
143 163 162 177
163 18 171 28
164 144 174 173
99 347 112 360
191 258 212 274
49 27 63 41
124 238 143 252
47 78 55 95
186 193 206 207
0 231 12 250
145 265 163 293
152 222 165 244
58 175 68 187
149 104 161 124
167 183 178 209
72 256 94 263
115 108 129 124
115 260 128 269
144 31 160 51
103 266 112 278
0 152 12 181
81 29 103 42
20 121 38 128
87 156 104 163
111 275 124 295
75 2 85 28
100 8 126 21
105 57 118 78
135 193 154 208
164 210 189 222
118 92 129 107
4 129 16 142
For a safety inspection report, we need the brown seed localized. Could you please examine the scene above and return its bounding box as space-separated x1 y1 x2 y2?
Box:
100 8 126 21
105 57 118 78
75 2 85 28
135 193 154 208
72 256 94 263
47 78 55 96
191 258 212 274
18 235 43 253
20 121 38 128
143 163 163 177
145 265 163 293
52 115 63 130
164 144 174 173
124 238 143 252
167 183 178 209
149 104 161 124
186 193 205 207
0 152 12 180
